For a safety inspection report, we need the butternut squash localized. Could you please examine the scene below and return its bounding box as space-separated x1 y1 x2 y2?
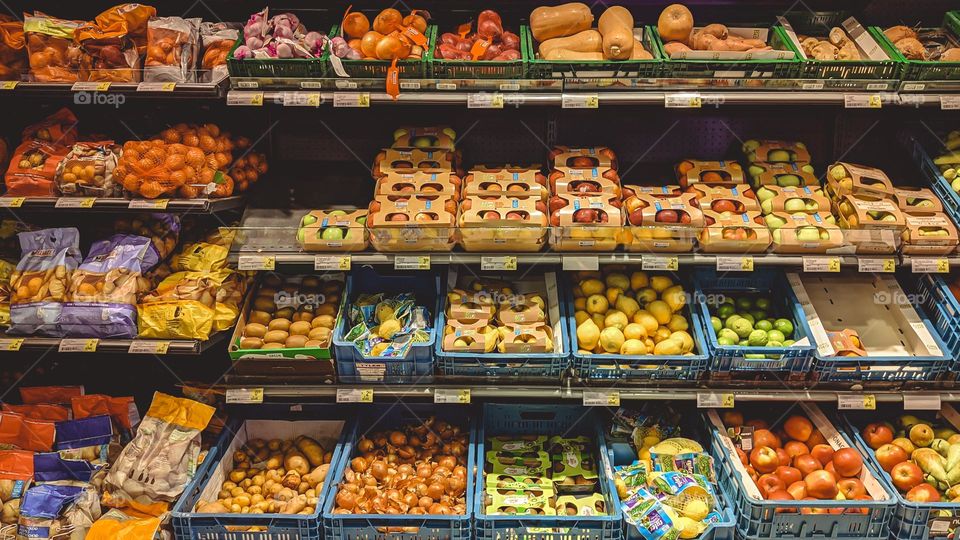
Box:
530 3 594 42
544 48 605 61
631 40 653 60
539 30 602 58
598 6 634 60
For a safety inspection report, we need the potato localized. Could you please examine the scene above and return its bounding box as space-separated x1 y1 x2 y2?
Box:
303 463 329 487
230 486 245 497
263 330 289 344
296 436 325 467
229 469 248 483
243 323 267 337
289 321 311 336
285 335 309 349
197 501 229 513
284 451 310 475
266 455 284 470
234 494 251 507
253 296 276 312
268 318 291 332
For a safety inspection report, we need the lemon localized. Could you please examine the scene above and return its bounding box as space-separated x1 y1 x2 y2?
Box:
650 275 674 292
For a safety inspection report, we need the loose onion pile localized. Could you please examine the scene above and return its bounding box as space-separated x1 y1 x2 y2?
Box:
333 416 469 522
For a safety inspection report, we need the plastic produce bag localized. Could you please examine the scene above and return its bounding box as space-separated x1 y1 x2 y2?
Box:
0 450 34 526
9 228 81 336
0 405 69 423
20 387 84 406
101 392 214 514
71 395 138 441
17 483 85 539
21 108 78 148
86 508 161 540
0 259 14 328
144 17 200 83
114 139 221 199
0 413 55 452
111 214 180 264
136 271 220 340
54 416 113 464
23 13 82 82
199 22 238 82
0 17 26 81
29 453 102 539
77 4 156 83
169 241 228 272
61 234 157 338
55 141 121 197
5 140 68 196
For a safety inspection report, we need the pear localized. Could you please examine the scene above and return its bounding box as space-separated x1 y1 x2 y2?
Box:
577 318 601 350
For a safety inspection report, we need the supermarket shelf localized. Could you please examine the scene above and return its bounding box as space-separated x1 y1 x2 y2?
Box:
0 196 245 214
0 334 225 355
0 73 228 99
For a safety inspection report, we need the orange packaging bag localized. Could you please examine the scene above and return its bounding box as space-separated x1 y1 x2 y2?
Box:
21 107 78 148
76 4 156 82
23 12 82 82
4 139 67 196
0 412 55 452
0 16 26 81
1 403 70 421
20 385 83 404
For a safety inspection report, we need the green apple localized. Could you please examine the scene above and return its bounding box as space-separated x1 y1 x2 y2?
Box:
916 199 935 208
784 198 806 212
749 165 765 178
768 150 791 162
881 214 898 222
328 209 347 217
765 214 786 229
357 215 367 225
801 164 815 175
829 165 847 181
796 227 820 242
321 227 345 240
819 230 830 240
804 200 819 212
757 186 776 202
951 177 960 193
296 228 306 243
442 127 457 140
393 128 408 140
761 199 773 214
825 215 836 225
412 136 432 148
742 140 760 153
772 229 782 243
301 214 318 226
777 175 801 187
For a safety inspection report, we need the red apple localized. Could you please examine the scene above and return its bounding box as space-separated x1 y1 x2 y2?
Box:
786 480 806 500
505 211 524 220
890 461 923 492
775 466 802 487
832 448 863 478
766 489 796 512
804 470 839 499
838 478 866 499
711 199 738 213
776 448 792 467
656 209 678 223
783 441 809 459
874 444 908 473
754 429 782 450
573 209 597 223
757 474 785 497
793 454 821 476
679 212 692 224
750 446 780 474
809 444 834 468
746 419 770 430
389 213 410 222
905 483 941 503
862 423 894 450
482 211 500 220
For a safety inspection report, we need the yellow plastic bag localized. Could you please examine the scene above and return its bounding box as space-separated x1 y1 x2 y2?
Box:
137 299 213 340
170 241 228 272
87 509 161 540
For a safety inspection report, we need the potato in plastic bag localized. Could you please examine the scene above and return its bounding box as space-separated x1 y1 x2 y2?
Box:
9 228 81 336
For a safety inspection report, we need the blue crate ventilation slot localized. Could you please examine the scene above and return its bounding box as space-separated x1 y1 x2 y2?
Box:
912 272 960 361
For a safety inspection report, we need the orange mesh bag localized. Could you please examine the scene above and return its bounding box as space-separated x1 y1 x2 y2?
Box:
23 12 82 82
114 140 195 199
0 17 26 80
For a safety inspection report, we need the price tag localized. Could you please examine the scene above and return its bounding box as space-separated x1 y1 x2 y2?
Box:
481 256 517 271
0 338 24 351
0 81 17 90
314 255 351 271
716 256 753 272
802 257 841 273
128 199 169 209
127 340 170 354
665 93 702 108
299 81 322 89
136 82 176 92
336 389 374 403
227 92 263 106
562 94 599 109
941 96 960 111
903 393 941 411
697 392 735 408
400 81 421 90
562 256 599 271
333 93 370 107
844 94 882 108
434 389 471 404
912 258 950 273
436 82 457 90
394 255 430 270
643 256 679 271
467 93 504 109
858 258 896 273
72 82 111 91
55 198 95 208
238 255 276 271
59 338 98 353
0 197 25 208
837 394 876 410
225 388 264 404
283 92 321 107
499 83 520 91
583 390 620 407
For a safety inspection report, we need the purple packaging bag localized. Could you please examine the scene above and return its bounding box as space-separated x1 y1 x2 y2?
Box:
60 235 158 338
9 228 82 336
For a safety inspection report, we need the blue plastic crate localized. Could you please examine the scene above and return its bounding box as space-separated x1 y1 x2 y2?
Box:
842 407 960 540
322 404 476 540
706 405 895 540
909 132 960 228
475 403 623 540
693 269 816 374
565 272 710 381
332 266 440 383
171 405 353 540
808 274 952 382
908 273 960 360
605 409 736 540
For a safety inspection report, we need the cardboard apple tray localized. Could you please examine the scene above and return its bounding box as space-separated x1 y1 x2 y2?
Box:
676 160 745 188
549 146 618 172
699 210 771 254
372 148 460 179
891 186 944 213
459 196 547 252
623 184 684 199
745 140 812 165
707 403 890 506
391 126 456 151
686 183 755 202
698 191 761 214
826 162 895 200
367 196 457 252
749 162 819 188
768 212 845 254
788 273 945 363
761 186 831 215
549 193 622 251
463 168 548 200
298 209 368 252
624 192 703 253
376 170 461 201
552 170 622 197
835 194 905 254
901 213 959 255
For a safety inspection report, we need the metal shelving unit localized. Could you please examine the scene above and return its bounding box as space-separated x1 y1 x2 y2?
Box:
0 334 225 355
0 196 245 214
0 73 229 99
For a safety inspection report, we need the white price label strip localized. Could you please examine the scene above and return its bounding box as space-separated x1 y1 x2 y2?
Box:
467 93 504 109
333 93 370 107
481 256 517 271
55 198 96 208
643 256 679 271
337 389 374 403
225 388 263 404
716 256 753 272
315 255 351 271
238 255 276 271
0 339 24 351
697 392 735 408
844 94 882 108
562 256 599 271
911 258 950 273
394 256 430 270
283 92 321 107
128 341 170 354
562 94 599 109
941 96 960 111
59 339 98 353
72 82 111 91
128 199 169 209
583 390 620 407
837 394 876 410
803 257 841 273
434 389 471 404
227 92 263 106
903 394 941 411
665 93 701 108
858 258 896 273
136 82 175 92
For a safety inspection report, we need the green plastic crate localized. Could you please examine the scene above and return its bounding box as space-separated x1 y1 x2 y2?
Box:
779 12 901 80
881 12 960 81
226 37 328 78
429 26 528 79
327 25 434 78
654 25 799 79
526 25 661 79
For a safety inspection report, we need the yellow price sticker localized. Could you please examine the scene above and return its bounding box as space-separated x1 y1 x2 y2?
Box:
869 95 882 108
481 256 517 271
238 255 276 271
0 81 17 90
911 258 950 273
716 256 753 272
128 340 170 354
394 255 430 270
583 390 620 407
96 82 111 91
337 388 374 403
128 199 169 209
467 93 504 109
838 393 876 410
161 82 176 91
59 338 98 353
0 197 25 208
0 339 24 351
225 388 264 404
359 389 374 402
314 255 351 271
643 256 678 271
697 392 734 408
435 389 471 404
55 198 96 208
